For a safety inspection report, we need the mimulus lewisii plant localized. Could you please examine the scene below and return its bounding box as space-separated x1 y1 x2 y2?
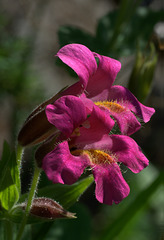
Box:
26 44 155 205
14 42 155 240
40 95 149 205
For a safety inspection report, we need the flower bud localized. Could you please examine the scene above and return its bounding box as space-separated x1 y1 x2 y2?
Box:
18 88 65 147
128 43 157 102
22 198 76 219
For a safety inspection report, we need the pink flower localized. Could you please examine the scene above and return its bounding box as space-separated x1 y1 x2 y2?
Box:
45 95 115 141
58 44 121 97
34 44 154 205
58 44 155 135
41 95 149 205
42 96 148 205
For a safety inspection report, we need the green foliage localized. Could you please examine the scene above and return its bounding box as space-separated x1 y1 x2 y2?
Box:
0 141 20 211
128 43 158 102
58 26 96 51
7 175 94 224
0 2 162 239
0 14 44 107
0 13 45 143
30 203 92 240
101 171 163 240
45 203 92 240
37 175 94 209
0 16 29 98
58 7 163 57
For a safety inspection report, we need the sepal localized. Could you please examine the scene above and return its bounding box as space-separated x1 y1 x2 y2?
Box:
18 88 67 147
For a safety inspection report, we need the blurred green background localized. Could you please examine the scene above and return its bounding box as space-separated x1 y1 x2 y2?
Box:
0 0 163 239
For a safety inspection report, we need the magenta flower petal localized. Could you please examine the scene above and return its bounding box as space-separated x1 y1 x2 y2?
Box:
42 134 148 205
112 111 141 135
108 135 149 173
57 44 121 98
57 44 97 95
70 105 115 146
86 53 121 101
79 134 149 173
46 95 87 138
92 163 130 205
97 104 141 135
42 141 88 185
107 85 155 123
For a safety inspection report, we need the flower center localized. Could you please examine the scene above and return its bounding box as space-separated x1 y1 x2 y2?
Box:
71 127 81 137
71 149 115 165
95 100 125 113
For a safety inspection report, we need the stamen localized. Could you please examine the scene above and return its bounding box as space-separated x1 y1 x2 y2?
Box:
95 100 125 113
71 128 81 137
71 149 115 165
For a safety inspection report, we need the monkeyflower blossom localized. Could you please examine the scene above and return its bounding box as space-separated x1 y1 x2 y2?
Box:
57 44 155 135
38 95 149 205
18 44 155 146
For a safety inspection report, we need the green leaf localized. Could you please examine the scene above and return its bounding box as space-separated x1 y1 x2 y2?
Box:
8 175 94 224
0 141 20 211
57 7 163 58
58 25 96 51
96 7 163 57
37 175 94 209
55 203 92 240
96 11 117 54
0 182 19 211
0 141 11 188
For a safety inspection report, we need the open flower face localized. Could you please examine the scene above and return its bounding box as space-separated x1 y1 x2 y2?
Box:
45 95 115 141
41 95 149 205
42 117 149 205
58 44 155 135
35 94 115 166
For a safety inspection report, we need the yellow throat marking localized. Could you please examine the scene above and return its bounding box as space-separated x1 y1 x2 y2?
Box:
95 100 125 113
71 149 115 165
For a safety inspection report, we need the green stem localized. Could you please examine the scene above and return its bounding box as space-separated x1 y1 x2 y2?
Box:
15 165 41 240
3 220 13 240
16 144 24 170
16 144 24 194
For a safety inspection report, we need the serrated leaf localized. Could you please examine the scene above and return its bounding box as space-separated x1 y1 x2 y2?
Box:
8 175 94 224
0 141 20 210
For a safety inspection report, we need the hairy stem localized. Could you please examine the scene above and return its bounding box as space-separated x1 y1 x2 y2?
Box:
16 144 24 170
15 165 41 240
